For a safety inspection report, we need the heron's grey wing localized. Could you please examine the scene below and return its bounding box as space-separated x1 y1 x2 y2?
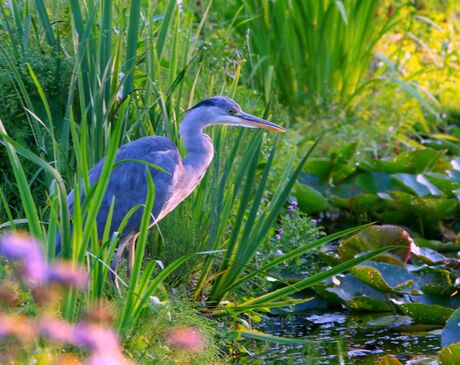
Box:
86 136 181 238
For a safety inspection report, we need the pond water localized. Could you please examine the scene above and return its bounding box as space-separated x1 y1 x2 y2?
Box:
235 312 441 364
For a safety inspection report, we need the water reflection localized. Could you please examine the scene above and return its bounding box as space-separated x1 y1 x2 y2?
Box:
235 312 440 364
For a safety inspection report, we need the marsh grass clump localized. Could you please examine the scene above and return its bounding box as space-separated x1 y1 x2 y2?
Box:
122 299 224 365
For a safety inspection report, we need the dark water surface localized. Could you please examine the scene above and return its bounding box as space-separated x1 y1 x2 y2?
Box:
235 312 441 364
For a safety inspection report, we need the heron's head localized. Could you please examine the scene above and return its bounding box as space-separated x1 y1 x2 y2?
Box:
186 96 287 133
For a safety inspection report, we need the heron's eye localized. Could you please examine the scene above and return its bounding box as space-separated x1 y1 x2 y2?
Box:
227 108 235 115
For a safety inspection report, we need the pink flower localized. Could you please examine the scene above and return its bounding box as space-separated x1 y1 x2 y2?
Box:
166 326 205 352
39 317 76 344
73 323 120 352
84 351 134 365
0 232 48 285
48 261 88 290
0 313 37 342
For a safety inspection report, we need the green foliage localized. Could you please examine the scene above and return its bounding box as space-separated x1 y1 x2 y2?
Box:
263 204 324 272
0 48 72 221
0 0 459 362
240 0 399 110
297 225 460 324
296 143 460 238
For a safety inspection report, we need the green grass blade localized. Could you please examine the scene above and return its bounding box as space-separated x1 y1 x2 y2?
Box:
233 245 401 311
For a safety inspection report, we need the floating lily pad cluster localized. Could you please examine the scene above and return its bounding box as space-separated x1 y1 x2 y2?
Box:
294 225 460 364
295 144 460 240
310 226 460 321
267 223 460 362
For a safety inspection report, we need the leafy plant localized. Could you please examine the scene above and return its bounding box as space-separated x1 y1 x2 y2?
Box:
296 143 460 239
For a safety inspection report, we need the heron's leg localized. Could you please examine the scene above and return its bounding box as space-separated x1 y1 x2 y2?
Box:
127 232 139 278
110 235 131 292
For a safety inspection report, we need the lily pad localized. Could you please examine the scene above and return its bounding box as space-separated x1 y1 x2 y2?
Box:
376 355 404 365
397 302 454 325
294 183 329 214
313 281 344 306
330 193 385 213
368 252 409 266
345 296 394 312
326 275 394 312
303 159 333 180
330 180 363 198
385 192 458 221
298 173 329 193
412 246 449 264
412 267 454 296
392 173 442 197
437 342 460 365
351 262 416 294
404 293 460 309
355 172 400 194
338 225 412 263
425 172 460 198
367 315 413 328
362 149 444 174
441 306 460 347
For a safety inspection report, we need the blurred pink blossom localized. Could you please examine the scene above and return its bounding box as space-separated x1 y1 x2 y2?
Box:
0 232 48 285
48 261 88 290
0 232 89 289
39 317 76 344
73 322 121 352
84 351 134 365
166 326 205 352
0 313 37 341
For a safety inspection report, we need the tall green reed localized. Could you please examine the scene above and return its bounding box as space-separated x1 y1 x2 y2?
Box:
0 0 391 333
242 0 399 110
0 0 212 326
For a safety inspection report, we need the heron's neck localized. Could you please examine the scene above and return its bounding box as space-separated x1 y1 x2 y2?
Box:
180 115 214 174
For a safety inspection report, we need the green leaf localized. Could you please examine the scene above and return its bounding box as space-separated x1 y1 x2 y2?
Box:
385 192 458 221
442 307 460 347
351 262 416 294
438 342 460 365
413 267 454 297
412 247 449 265
392 173 442 197
425 173 460 198
338 225 412 263
294 183 329 214
362 149 445 174
230 224 374 294
376 355 404 365
330 193 385 213
414 238 460 252
232 246 399 313
355 172 400 194
397 302 453 325
303 158 333 180
327 274 394 312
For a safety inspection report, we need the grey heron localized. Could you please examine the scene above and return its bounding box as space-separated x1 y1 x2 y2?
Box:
58 96 286 280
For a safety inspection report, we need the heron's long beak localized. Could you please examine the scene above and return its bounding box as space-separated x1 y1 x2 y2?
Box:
238 113 287 133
